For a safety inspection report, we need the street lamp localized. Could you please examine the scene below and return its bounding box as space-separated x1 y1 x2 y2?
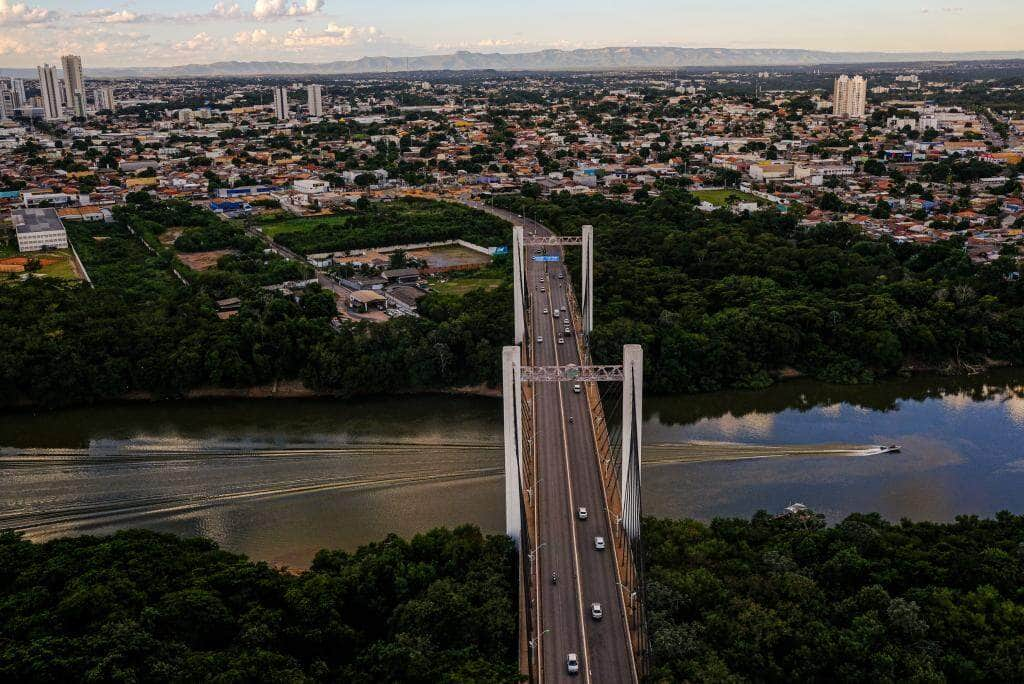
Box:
527 542 547 563
528 628 551 650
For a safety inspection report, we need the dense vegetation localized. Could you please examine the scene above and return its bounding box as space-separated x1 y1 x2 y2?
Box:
0 198 511 408
266 198 511 255
494 190 1024 391
0 526 518 682
645 511 1024 682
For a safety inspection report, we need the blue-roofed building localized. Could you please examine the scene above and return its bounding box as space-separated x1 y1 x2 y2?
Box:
209 200 253 218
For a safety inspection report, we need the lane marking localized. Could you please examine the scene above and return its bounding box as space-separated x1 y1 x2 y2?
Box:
547 272 592 684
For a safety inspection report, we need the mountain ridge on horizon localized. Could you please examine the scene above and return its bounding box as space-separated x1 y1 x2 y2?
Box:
3 46 1024 79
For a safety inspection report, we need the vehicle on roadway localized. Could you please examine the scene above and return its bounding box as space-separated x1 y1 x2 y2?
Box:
553 308 560 316
594 536 605 550
558 337 565 344
592 603 603 620
537 336 543 344
543 307 549 314
563 318 570 325
564 327 571 335
573 384 581 394
534 249 541 254
578 507 588 520
567 653 579 675
552 572 558 585
540 287 545 292
558 273 565 279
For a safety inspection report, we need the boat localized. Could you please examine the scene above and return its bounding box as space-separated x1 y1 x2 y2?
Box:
878 444 902 454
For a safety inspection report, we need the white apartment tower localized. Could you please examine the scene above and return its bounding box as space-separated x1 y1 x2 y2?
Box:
10 78 26 107
272 86 289 120
37 64 62 120
94 86 116 111
307 84 323 117
833 75 867 118
61 54 86 118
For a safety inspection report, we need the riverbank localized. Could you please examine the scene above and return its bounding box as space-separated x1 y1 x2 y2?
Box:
2 379 502 412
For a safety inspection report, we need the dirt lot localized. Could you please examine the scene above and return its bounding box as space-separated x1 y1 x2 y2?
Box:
333 243 491 270
158 227 184 246
178 249 236 271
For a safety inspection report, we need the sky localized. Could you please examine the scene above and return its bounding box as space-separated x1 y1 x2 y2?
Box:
0 0 1022 68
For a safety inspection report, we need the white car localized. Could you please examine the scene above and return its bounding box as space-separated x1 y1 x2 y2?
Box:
553 309 560 317
594 536 605 550
558 273 565 279
536 336 543 344
558 337 565 345
540 287 546 293
591 603 603 620
563 318 570 326
577 507 588 520
543 308 549 314
573 384 581 394
567 653 579 675
564 327 571 335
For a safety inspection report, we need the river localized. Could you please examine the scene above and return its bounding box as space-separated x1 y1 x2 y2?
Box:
2 371 1023 567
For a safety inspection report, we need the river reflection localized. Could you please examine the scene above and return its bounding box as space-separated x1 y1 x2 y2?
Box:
1 373 1023 567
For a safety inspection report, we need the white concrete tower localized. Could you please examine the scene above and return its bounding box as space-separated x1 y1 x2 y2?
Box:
581 224 594 337
502 346 524 548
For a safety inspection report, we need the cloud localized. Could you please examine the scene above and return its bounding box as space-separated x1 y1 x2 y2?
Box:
0 0 53 25
82 9 145 24
252 0 325 20
211 1 243 18
234 28 272 46
175 32 216 51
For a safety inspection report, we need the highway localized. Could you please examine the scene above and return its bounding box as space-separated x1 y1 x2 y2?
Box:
476 199 636 683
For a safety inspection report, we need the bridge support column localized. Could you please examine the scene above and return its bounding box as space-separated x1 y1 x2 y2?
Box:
581 225 594 338
502 346 523 548
620 344 643 541
512 226 526 345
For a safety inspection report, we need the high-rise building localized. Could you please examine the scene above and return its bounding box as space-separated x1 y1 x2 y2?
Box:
36 64 62 120
10 78 25 107
0 89 12 120
60 54 86 118
272 86 289 120
307 84 323 117
94 86 116 111
833 75 867 118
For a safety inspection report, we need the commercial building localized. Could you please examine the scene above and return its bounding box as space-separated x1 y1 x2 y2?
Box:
11 207 69 252
307 84 323 117
272 86 289 120
61 54 86 119
37 64 62 120
833 75 867 119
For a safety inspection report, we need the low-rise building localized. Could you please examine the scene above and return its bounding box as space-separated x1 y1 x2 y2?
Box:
11 207 68 252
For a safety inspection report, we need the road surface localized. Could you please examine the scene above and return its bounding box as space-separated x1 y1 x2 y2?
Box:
470 200 636 683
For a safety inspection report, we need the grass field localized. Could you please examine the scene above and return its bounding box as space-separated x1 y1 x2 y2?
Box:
692 189 766 207
256 214 351 238
432 277 504 296
0 249 79 280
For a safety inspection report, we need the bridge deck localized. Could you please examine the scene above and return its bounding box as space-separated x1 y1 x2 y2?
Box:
515 211 637 683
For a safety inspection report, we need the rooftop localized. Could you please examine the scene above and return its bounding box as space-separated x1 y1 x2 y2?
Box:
11 208 65 235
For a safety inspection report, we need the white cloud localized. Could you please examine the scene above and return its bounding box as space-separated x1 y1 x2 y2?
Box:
175 32 216 51
234 28 272 46
211 1 243 18
252 0 325 20
0 0 52 25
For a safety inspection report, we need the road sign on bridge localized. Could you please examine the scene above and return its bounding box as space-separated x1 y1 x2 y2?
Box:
531 255 561 262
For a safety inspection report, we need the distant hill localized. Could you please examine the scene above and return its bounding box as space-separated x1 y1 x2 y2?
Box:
4 46 1024 78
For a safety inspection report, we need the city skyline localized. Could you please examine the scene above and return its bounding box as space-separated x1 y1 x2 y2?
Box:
0 0 1022 68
